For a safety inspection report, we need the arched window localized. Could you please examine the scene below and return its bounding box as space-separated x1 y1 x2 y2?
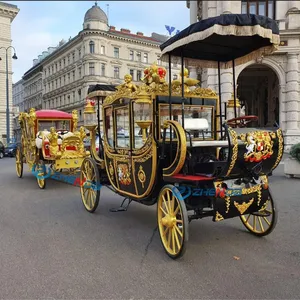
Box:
89 41 95 54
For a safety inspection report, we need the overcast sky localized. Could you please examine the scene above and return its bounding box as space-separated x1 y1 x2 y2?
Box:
5 1 190 83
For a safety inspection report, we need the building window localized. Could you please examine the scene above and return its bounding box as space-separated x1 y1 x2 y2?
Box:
101 63 105 76
137 52 141 62
114 47 119 58
73 91 75 102
137 70 142 81
79 67 82 78
72 71 75 81
241 0 275 19
89 62 95 75
114 66 120 79
89 41 95 53
72 52 75 62
129 69 134 80
79 49 81 58
129 50 134 61
173 74 178 80
143 53 148 63
101 45 105 54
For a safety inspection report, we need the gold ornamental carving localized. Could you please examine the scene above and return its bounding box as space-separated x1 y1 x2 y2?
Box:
103 62 217 107
234 198 254 215
215 211 224 221
271 129 284 170
137 165 146 188
226 127 238 176
72 110 78 131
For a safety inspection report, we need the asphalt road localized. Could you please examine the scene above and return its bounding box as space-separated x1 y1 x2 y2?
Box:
0 157 299 299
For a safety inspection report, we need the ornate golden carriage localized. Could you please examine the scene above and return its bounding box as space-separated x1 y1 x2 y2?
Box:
16 108 90 189
79 14 284 259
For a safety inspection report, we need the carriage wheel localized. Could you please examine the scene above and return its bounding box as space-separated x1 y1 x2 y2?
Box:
36 160 46 189
157 184 189 259
80 157 100 213
240 191 277 237
16 146 23 178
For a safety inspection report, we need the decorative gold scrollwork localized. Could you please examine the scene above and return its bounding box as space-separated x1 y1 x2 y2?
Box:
226 127 238 176
234 198 254 215
138 165 146 188
215 211 224 221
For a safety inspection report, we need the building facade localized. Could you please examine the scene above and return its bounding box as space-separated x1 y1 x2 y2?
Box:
186 0 300 151
18 3 180 128
12 78 23 142
0 1 19 145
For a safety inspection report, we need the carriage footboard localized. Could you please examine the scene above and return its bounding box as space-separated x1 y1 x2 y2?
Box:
213 181 270 222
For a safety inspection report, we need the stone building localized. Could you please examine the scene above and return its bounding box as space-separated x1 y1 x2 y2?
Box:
186 0 300 151
12 78 23 142
18 2 180 128
0 1 19 144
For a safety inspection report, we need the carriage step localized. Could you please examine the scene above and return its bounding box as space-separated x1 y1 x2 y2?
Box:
164 173 215 183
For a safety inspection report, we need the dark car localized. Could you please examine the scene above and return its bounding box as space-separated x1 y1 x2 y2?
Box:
4 143 17 157
0 141 4 159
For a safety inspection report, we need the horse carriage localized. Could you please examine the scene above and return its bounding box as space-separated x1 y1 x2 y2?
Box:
16 108 90 189
79 14 284 259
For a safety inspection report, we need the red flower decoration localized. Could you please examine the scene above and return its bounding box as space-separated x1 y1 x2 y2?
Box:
158 68 166 78
144 69 149 75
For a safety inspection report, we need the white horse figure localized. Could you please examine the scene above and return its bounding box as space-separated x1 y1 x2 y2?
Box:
246 135 255 156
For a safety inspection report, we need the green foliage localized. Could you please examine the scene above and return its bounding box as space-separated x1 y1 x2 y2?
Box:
289 143 300 163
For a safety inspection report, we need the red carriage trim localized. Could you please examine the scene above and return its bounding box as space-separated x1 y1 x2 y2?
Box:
169 174 214 181
35 110 73 119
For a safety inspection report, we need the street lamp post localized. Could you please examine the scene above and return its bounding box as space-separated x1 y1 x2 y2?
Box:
0 46 18 145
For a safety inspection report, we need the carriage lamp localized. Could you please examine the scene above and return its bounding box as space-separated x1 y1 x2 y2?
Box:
135 89 152 142
84 99 97 130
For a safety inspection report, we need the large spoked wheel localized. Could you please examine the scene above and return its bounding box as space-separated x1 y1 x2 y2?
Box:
157 184 189 259
15 146 23 178
240 191 277 237
36 160 46 189
80 157 100 213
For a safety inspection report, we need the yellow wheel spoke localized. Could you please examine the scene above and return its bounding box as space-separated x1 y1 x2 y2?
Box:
172 229 175 253
263 216 271 226
162 195 170 214
167 228 172 248
167 190 172 213
253 215 256 231
258 217 264 232
176 219 183 224
174 225 183 237
160 206 168 216
171 196 175 214
174 206 179 216
173 228 181 250
245 214 251 223
163 226 169 236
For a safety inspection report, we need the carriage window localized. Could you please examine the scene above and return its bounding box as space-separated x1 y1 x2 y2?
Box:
159 104 214 139
38 120 71 132
133 102 152 149
115 107 130 148
104 107 114 147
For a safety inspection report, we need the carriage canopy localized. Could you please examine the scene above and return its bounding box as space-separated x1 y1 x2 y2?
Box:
160 14 280 68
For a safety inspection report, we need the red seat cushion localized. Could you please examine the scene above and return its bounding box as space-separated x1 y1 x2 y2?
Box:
168 174 214 181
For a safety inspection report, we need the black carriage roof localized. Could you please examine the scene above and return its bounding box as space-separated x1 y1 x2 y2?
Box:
160 14 280 68
88 84 117 94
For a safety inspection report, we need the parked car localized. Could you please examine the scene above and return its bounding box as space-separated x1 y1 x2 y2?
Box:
4 143 17 157
0 141 4 159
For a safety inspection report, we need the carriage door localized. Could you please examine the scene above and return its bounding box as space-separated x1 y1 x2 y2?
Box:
114 104 136 195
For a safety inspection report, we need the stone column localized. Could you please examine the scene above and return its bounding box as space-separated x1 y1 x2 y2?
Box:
222 1 231 14
189 0 198 24
284 53 300 152
285 53 299 131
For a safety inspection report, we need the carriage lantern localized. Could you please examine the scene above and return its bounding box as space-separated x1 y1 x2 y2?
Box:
84 98 97 130
135 88 152 143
